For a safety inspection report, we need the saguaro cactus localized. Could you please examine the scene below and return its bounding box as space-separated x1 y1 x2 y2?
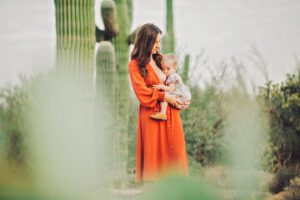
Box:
162 0 191 84
54 0 95 85
182 54 190 84
111 0 133 180
95 41 117 179
95 0 134 181
162 0 175 53
54 0 133 182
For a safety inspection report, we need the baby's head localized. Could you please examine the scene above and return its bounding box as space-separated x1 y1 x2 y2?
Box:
162 53 177 76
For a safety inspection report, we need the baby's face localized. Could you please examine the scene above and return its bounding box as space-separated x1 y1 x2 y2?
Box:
162 63 176 76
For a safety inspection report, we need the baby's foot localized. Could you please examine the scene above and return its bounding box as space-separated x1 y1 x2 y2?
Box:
150 113 167 120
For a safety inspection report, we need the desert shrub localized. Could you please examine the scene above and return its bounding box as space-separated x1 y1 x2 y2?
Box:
0 73 46 170
269 166 300 194
284 176 300 200
0 77 32 167
181 84 225 165
258 72 300 171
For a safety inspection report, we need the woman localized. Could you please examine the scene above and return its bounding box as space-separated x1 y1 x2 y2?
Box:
128 23 189 182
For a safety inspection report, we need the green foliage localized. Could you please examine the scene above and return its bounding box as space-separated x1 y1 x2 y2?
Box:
258 71 300 171
181 84 225 165
0 75 42 168
140 175 220 200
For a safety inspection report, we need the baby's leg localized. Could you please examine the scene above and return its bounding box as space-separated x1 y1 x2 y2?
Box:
159 101 168 114
149 101 168 120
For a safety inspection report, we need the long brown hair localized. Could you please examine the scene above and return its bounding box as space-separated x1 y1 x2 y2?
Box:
131 23 163 78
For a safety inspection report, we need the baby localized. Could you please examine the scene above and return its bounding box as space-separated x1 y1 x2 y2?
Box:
150 54 191 120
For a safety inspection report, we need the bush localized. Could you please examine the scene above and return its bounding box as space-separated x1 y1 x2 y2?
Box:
284 176 300 200
269 166 300 194
181 84 225 165
258 72 300 171
0 73 45 171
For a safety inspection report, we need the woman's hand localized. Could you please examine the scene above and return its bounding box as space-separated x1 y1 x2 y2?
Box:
176 100 191 110
152 84 165 90
164 93 190 110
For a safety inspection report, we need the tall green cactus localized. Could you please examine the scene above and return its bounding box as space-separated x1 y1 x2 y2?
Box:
54 0 132 182
95 41 117 179
162 0 191 85
54 0 95 84
162 0 175 53
182 54 190 84
95 0 133 182
111 0 132 180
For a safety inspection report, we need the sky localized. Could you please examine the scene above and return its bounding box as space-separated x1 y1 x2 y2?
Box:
0 0 299 88
0 0 55 87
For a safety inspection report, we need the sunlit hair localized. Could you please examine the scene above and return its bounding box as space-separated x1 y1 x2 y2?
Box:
131 23 163 78
162 53 178 70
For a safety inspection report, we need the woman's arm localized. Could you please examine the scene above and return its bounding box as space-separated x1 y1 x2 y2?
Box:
163 93 191 110
128 61 165 108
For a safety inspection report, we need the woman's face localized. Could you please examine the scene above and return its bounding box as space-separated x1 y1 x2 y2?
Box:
151 33 162 55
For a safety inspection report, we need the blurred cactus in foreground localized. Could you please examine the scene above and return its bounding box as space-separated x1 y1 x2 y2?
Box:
28 77 95 194
140 175 220 200
224 93 267 199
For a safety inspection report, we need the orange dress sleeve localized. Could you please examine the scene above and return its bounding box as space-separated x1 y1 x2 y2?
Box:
128 60 165 108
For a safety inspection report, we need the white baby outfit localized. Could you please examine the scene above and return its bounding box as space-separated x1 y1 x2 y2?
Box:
166 73 191 102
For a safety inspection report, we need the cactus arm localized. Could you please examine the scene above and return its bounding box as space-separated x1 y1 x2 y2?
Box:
182 54 190 84
96 41 117 103
162 0 175 53
126 0 133 27
127 26 140 45
101 0 119 39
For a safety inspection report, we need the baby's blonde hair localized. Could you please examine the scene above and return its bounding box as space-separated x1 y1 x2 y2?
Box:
162 53 178 69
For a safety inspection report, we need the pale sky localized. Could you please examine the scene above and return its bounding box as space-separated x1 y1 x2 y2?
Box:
0 0 299 89
0 0 55 87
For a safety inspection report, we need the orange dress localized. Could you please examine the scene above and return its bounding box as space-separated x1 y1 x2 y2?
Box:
128 59 189 182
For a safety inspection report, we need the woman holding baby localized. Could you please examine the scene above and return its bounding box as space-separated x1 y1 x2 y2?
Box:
128 23 191 182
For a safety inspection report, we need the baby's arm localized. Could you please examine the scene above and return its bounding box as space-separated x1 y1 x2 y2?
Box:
152 82 176 92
